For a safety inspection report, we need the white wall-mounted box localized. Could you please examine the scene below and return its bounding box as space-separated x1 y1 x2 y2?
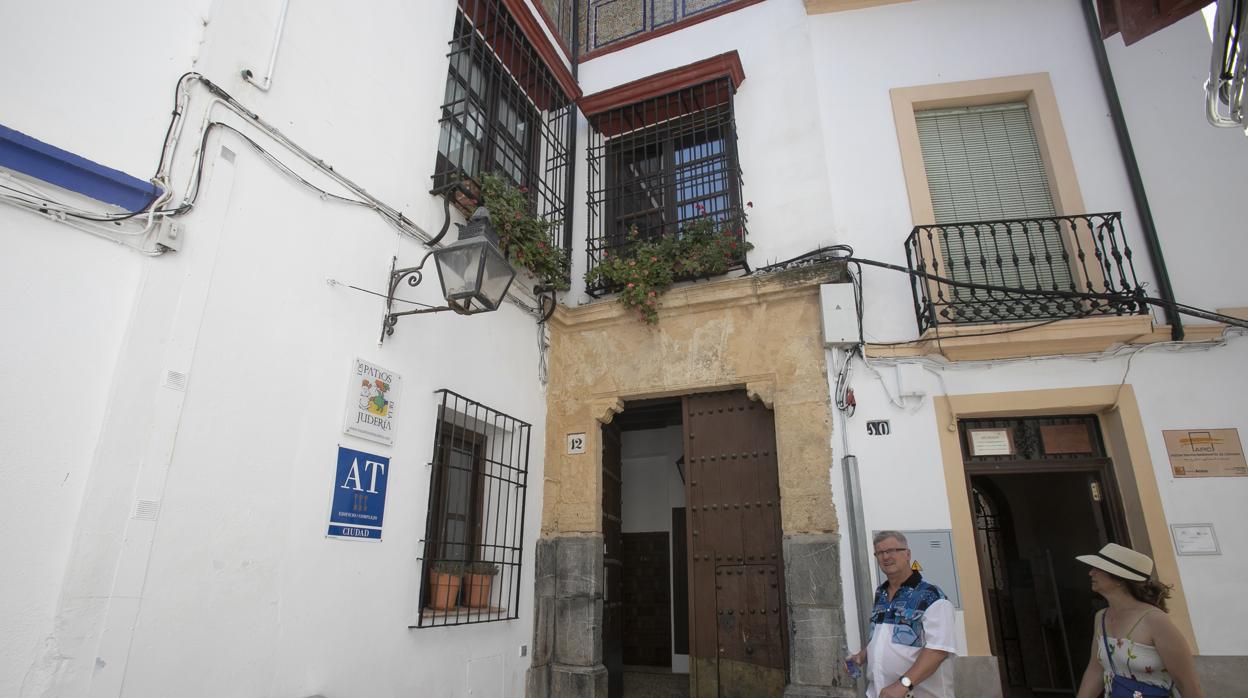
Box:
820 283 859 347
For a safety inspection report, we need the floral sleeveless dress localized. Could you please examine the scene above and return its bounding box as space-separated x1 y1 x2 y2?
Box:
1096 610 1175 696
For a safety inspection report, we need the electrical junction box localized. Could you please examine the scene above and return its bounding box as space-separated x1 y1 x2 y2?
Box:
156 219 183 252
819 283 859 347
873 529 962 609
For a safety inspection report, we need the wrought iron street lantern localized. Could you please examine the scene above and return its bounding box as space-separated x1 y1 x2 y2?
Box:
381 206 516 342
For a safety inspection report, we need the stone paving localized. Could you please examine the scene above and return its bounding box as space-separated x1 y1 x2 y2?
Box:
623 669 688 697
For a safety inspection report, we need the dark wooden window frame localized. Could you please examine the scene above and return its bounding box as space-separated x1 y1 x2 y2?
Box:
427 421 488 564
582 52 749 295
602 105 740 247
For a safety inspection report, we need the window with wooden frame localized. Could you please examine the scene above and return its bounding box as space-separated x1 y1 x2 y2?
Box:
416 390 531 628
582 53 748 295
432 0 578 276
435 14 541 192
428 423 487 563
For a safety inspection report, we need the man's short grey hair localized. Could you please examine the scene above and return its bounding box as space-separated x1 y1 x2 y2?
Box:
873 530 908 547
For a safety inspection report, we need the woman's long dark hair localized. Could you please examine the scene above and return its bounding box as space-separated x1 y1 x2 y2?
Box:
1125 577 1172 612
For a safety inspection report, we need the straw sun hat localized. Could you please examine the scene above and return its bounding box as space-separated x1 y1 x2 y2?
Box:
1076 543 1154 582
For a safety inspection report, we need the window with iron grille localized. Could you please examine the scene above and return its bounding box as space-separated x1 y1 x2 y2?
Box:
433 0 575 271
585 77 747 295
415 390 531 628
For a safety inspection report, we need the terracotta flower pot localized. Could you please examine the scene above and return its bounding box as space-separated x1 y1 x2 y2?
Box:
464 573 494 608
428 571 462 610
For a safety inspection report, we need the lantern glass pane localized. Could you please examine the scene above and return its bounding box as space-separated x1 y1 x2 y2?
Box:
478 247 517 309
435 241 485 301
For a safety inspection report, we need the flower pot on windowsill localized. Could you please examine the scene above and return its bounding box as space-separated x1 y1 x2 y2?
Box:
464 562 500 608
428 561 467 610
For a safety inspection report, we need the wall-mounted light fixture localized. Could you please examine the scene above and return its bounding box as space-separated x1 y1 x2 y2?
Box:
381 206 516 342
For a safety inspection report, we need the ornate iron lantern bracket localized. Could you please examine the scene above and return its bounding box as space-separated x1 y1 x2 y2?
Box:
380 252 457 343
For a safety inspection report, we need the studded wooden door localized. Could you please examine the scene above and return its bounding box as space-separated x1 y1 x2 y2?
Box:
683 390 787 698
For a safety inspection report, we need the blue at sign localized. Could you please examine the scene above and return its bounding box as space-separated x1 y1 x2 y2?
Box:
328 446 390 540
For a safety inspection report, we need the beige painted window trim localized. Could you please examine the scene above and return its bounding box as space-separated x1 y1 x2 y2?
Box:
933 384 1197 657
805 0 915 13
891 72 1087 223
884 73 1153 359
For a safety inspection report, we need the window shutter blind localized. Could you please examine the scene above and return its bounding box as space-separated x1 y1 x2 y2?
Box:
916 103 1073 306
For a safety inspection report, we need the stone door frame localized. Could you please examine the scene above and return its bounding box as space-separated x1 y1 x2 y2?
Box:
528 265 857 697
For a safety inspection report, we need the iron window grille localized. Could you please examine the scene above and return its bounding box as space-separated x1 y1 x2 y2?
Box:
585 77 747 296
434 0 576 271
415 389 531 628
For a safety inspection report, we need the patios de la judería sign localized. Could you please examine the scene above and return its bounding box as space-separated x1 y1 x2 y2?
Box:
344 357 401 446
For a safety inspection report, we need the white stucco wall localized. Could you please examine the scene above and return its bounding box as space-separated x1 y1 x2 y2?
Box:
0 1 549 696
0 216 143 698
838 340 1248 657
0 4 203 695
801 0 1248 658
1104 12 1248 314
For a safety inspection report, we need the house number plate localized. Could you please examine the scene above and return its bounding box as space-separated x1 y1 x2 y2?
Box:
567 433 587 454
866 420 891 436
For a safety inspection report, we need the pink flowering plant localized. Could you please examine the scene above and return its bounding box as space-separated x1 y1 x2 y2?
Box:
584 203 754 323
480 173 570 290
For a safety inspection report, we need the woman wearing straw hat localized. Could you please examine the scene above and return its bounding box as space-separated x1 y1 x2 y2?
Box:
1074 543 1204 697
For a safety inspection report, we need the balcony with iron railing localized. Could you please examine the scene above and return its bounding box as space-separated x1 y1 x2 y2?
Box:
904 212 1150 334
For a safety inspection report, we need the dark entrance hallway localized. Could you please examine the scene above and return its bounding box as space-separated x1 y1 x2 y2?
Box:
961 416 1130 698
606 398 688 698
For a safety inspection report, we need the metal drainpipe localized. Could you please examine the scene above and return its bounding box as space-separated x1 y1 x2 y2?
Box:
1081 0 1184 340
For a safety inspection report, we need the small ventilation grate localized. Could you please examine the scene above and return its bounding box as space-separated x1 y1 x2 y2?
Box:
133 499 161 521
163 370 188 391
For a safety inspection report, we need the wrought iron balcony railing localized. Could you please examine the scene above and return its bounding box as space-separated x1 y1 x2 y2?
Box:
904 212 1149 334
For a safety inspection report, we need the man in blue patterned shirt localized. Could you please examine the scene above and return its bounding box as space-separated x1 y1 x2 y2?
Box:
848 531 956 698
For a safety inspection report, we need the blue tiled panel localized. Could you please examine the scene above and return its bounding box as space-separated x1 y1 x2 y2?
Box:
588 0 739 51
652 0 678 28
591 0 648 49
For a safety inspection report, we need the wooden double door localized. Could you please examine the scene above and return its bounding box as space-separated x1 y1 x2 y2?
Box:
602 390 788 698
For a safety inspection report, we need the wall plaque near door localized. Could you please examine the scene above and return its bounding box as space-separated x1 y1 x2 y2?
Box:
1163 428 1247 477
1171 523 1221 556
1040 424 1094 454
969 428 1013 456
